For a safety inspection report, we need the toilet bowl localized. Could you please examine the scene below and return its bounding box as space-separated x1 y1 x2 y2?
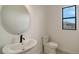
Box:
44 42 58 54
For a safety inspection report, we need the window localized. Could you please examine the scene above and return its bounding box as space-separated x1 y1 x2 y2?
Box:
62 5 76 30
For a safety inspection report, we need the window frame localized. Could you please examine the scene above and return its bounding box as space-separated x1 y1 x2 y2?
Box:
62 5 76 30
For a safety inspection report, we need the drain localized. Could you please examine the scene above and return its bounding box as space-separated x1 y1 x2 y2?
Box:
22 49 24 50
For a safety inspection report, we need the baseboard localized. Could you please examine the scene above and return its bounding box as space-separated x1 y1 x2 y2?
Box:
58 48 79 54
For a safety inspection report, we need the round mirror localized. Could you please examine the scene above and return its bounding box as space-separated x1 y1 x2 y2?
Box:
1 5 30 35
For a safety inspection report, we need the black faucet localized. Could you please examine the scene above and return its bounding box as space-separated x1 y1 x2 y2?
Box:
20 35 25 43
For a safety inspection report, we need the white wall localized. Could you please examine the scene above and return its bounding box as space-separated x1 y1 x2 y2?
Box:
48 5 79 53
23 5 49 53
0 5 48 53
24 5 48 39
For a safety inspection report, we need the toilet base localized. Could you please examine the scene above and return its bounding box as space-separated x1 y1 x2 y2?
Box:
44 46 56 54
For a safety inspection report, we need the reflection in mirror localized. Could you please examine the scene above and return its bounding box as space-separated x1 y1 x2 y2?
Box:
62 5 76 30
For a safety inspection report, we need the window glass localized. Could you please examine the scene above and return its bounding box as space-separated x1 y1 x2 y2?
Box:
63 6 75 18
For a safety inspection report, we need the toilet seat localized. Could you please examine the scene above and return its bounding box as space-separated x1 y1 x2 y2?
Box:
47 42 58 49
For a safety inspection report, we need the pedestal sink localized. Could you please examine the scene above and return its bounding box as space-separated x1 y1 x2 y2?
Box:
2 39 37 54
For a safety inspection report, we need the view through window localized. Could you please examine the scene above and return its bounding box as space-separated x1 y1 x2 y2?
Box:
62 5 76 30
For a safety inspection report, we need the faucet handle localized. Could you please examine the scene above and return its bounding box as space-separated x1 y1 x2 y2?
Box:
22 35 25 40
23 37 25 40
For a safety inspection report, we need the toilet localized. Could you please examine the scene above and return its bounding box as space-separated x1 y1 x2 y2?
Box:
42 36 58 54
44 42 58 54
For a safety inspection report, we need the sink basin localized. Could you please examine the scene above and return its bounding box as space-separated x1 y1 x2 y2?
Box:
2 39 37 54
